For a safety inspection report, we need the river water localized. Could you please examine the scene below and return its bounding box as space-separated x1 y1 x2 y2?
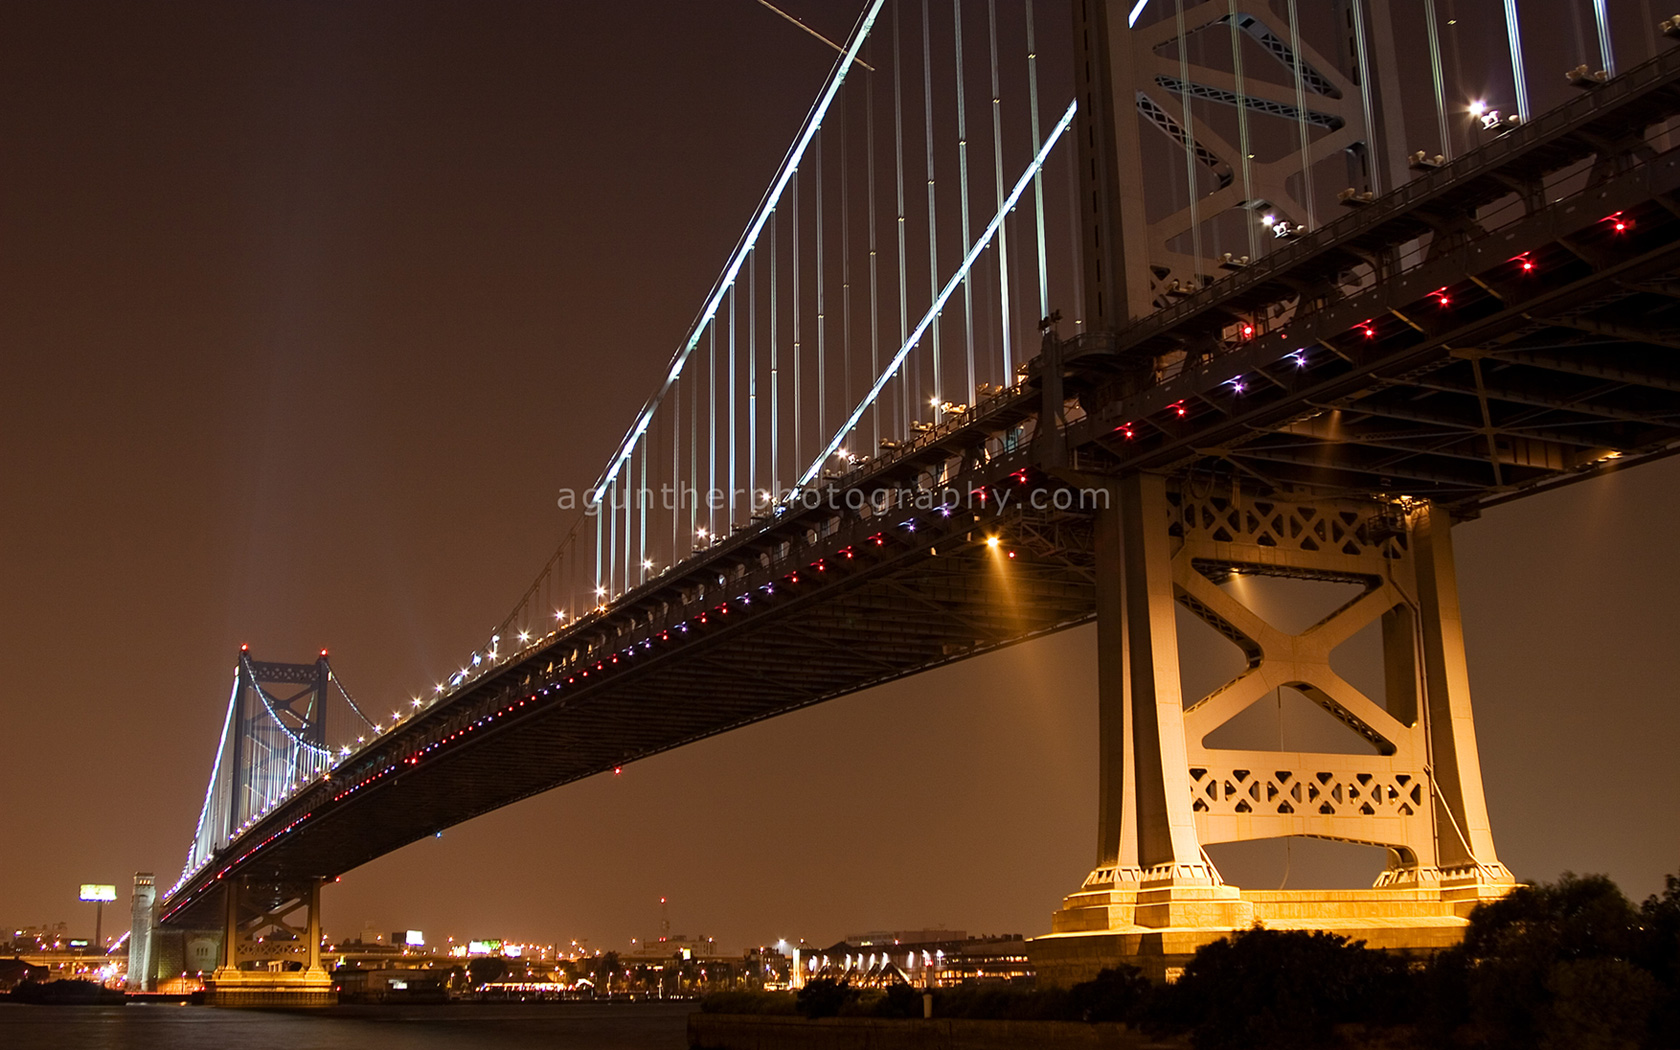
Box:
0 1001 694 1050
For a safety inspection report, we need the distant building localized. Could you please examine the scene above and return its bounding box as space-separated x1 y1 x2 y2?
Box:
800 932 1032 987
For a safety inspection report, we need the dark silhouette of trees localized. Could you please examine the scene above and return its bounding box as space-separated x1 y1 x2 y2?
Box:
465 956 509 987
1152 928 1410 1050
795 977 858 1018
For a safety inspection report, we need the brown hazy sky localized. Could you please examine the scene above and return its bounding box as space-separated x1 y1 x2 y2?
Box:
2 0 1677 954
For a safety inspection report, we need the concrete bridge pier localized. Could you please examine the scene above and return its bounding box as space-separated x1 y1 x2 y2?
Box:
1030 475 1514 985
203 877 335 1007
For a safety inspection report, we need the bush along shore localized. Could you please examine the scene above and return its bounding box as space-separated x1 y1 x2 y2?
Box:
696 869 1680 1050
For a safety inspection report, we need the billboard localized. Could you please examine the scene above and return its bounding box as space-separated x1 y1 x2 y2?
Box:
79 884 117 902
405 930 425 947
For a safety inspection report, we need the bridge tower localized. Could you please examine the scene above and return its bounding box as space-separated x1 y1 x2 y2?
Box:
1033 0 1513 982
191 650 341 1006
127 872 156 992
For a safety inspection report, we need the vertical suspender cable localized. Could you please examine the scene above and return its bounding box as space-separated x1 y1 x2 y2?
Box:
749 248 758 508
1424 0 1452 161
1025 0 1048 323
922 0 941 404
595 483 604 597
1286 0 1315 229
621 464 631 590
1228 1 1259 260
1350 0 1383 193
1502 0 1530 124
689 330 699 544
893 0 911 430
771 219 781 499
1592 0 1615 78
988 0 1012 381
841 93 854 448
816 133 827 447
1065 138 1083 328
707 324 717 538
665 374 672 557
728 286 737 529
638 440 647 581
1176 0 1204 270
611 473 624 598
866 47 882 450
793 169 802 470
954 0 976 403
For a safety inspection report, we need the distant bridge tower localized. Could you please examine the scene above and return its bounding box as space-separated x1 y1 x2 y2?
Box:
181 647 362 1006
1033 0 1514 982
127 872 156 992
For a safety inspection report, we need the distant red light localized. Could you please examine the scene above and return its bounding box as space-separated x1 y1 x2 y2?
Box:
1436 294 1450 307
1241 324 1255 339
319 649 328 658
240 643 249 652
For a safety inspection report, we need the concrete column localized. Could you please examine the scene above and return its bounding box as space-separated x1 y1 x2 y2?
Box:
306 881 322 973
1411 504 1505 871
221 880 240 971
1093 484 1136 873
1117 473 1205 874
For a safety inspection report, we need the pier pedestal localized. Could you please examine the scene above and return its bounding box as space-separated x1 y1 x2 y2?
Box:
203 877 336 1007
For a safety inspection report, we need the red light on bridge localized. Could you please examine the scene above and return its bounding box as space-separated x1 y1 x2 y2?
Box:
1361 325 1376 338
1606 213 1632 233
240 643 249 652
1241 323 1255 339
1436 294 1450 307
613 766 622 776
320 649 329 658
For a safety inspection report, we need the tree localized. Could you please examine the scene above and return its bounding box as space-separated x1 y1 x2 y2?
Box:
466 956 508 987
1443 872 1653 1050
1640 872 1680 1049
1158 927 1410 1050
589 951 621 992
795 977 858 1018
1068 964 1152 1023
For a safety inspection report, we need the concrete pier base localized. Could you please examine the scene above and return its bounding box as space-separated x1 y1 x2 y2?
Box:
1031 885 1480 986
203 967 336 1008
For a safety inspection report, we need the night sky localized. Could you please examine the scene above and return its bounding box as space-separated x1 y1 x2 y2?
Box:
3 0 1677 955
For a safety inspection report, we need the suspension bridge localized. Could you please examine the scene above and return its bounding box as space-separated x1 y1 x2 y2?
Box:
132 0 1680 1001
